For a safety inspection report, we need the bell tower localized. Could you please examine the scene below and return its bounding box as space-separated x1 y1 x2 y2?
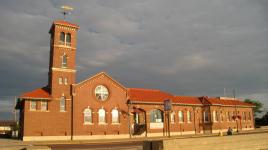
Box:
48 20 79 98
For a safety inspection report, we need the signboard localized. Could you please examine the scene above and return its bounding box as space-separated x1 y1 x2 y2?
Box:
150 123 164 129
164 99 172 111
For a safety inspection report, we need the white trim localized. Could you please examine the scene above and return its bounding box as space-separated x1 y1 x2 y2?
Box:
52 67 76 72
242 128 254 131
73 134 129 140
23 136 71 141
83 123 94 125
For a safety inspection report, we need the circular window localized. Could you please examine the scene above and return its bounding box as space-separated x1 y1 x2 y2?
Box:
94 85 109 101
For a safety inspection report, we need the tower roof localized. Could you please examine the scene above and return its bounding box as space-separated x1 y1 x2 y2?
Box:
49 20 79 33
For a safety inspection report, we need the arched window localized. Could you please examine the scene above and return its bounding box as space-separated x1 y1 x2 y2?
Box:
62 55 67 68
187 111 191 123
213 111 218 122
150 109 163 123
178 111 184 123
98 108 106 124
66 33 71 46
83 108 92 124
227 112 231 121
111 108 119 123
60 32 65 44
204 111 209 123
170 111 175 123
60 97 66 112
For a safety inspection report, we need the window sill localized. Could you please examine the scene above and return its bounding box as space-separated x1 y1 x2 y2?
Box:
60 111 67 113
98 123 107 125
40 110 50 112
84 123 94 125
111 123 120 125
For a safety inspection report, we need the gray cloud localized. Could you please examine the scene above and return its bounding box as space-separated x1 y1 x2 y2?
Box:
0 0 267 119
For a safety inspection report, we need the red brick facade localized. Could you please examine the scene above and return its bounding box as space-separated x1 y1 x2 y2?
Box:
16 20 255 141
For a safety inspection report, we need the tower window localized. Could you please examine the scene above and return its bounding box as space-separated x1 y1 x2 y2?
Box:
60 32 65 44
59 32 71 46
60 97 66 112
64 78 68 85
62 55 67 68
59 77 63 84
66 33 71 46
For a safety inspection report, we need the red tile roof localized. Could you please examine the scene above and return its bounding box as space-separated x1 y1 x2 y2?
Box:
205 97 254 107
127 88 173 103
173 96 202 105
20 87 51 100
53 20 79 28
127 88 253 107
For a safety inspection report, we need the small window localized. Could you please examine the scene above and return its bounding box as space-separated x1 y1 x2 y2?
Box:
84 108 92 124
178 111 184 123
66 33 71 46
30 101 37 111
60 97 66 112
170 111 175 123
64 78 68 85
41 101 48 111
59 77 63 85
187 111 191 123
98 108 106 124
60 32 65 44
111 108 119 123
62 55 67 68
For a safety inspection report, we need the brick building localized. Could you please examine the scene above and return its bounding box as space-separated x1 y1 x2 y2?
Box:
16 20 255 141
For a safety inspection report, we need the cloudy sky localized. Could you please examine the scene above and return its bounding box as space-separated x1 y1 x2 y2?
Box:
0 0 267 119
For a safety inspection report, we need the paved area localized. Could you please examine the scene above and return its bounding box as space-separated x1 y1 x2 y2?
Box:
0 128 267 150
49 141 143 150
0 138 29 149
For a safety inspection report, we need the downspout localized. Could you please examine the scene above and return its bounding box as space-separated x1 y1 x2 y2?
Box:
71 84 75 140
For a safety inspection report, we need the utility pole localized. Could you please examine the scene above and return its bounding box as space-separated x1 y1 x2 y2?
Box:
14 96 17 122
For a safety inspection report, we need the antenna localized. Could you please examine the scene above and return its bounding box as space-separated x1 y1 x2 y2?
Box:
61 5 73 20
233 89 236 99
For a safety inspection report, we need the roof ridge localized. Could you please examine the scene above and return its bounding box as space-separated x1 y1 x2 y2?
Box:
128 88 161 92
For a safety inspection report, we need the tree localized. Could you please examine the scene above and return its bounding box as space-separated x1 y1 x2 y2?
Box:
244 99 263 117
